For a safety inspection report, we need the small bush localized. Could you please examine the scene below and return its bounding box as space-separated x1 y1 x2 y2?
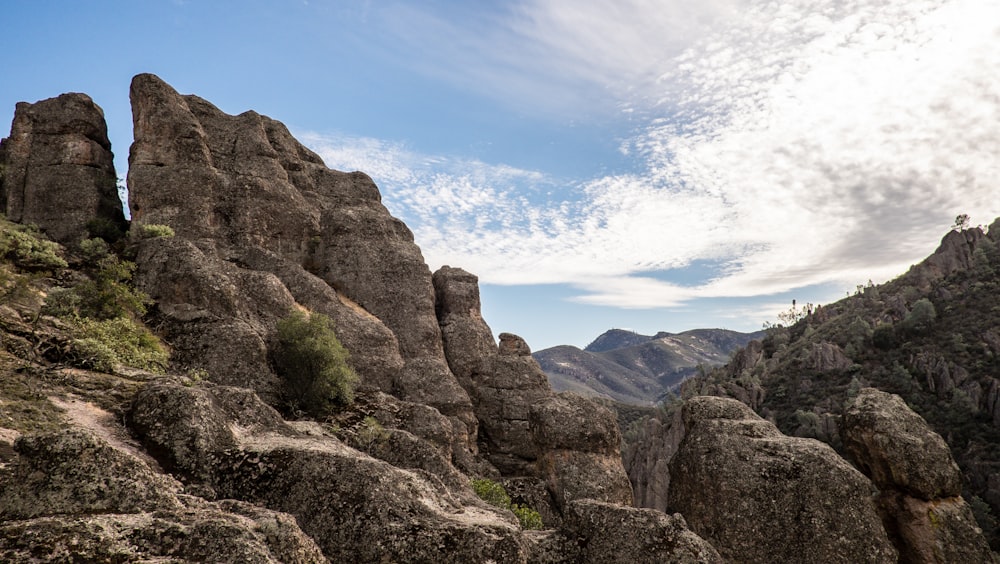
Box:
0 225 67 271
135 223 175 239
472 478 511 509
512 504 544 530
356 416 389 449
74 255 150 320
471 478 545 530
72 316 168 372
273 310 357 417
78 237 110 264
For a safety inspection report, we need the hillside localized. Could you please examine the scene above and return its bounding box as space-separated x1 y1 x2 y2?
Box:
0 75 992 562
535 328 764 405
625 221 1000 550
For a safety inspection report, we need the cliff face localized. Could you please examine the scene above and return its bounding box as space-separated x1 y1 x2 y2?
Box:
0 75 991 562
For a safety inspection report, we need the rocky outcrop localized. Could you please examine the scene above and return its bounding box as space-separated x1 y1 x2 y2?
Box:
807 341 854 371
905 227 987 289
558 499 721 563
0 428 325 562
127 74 477 453
842 388 995 563
0 93 126 245
530 393 633 510
433 266 633 511
668 396 897 563
623 408 685 511
129 379 528 563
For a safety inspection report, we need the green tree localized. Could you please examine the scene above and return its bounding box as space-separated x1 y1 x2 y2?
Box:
901 298 937 335
272 310 357 417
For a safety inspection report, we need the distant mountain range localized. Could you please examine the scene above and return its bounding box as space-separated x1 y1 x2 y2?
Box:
533 328 765 405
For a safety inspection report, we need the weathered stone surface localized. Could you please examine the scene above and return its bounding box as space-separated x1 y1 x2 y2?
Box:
561 499 722 564
500 332 532 356
807 341 853 371
842 388 995 562
668 396 897 563
130 380 529 563
129 380 293 482
879 491 996 564
905 227 987 289
433 265 497 386
0 93 126 246
0 429 182 519
531 393 633 510
0 428 326 562
128 73 472 425
842 388 963 500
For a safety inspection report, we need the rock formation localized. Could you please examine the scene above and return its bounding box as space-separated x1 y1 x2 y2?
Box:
668 396 898 563
0 428 325 562
126 73 478 462
0 93 127 245
842 388 995 563
434 266 633 509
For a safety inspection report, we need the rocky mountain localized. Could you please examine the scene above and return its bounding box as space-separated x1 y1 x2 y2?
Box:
535 328 764 405
0 75 992 561
626 221 1000 555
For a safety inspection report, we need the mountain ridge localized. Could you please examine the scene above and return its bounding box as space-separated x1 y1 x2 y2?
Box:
535 327 765 405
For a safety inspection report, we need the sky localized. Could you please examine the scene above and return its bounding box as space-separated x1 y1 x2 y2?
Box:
2 0 999 351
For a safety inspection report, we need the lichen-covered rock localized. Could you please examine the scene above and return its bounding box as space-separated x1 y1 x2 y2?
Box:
433 265 498 386
0 427 326 562
842 388 995 563
129 380 293 482
0 498 327 563
842 388 963 500
560 499 722 564
531 393 634 510
130 379 529 563
668 396 897 563
879 491 996 564
0 429 183 519
0 93 126 245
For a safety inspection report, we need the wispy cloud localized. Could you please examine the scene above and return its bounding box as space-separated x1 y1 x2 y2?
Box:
304 0 1000 309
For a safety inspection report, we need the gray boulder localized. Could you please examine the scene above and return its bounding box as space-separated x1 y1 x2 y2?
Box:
842 388 995 563
668 396 897 563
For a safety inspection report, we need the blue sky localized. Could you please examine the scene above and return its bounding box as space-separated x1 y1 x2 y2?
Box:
3 1 999 351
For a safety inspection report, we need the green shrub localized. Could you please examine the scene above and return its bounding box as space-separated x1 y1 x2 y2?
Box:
356 416 389 449
902 298 937 335
72 316 168 372
78 237 110 264
135 223 175 239
512 504 544 530
74 255 150 320
272 310 357 417
471 477 545 529
472 478 512 509
0 225 67 271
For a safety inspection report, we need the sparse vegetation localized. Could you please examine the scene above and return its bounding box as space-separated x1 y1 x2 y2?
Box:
0 219 67 271
272 310 357 417
135 223 175 239
471 477 545 530
71 316 168 373
356 416 389 449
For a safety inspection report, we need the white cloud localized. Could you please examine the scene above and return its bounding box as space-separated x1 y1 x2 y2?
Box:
305 0 1000 310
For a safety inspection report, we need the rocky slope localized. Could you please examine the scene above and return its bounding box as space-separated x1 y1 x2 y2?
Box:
535 328 763 404
0 75 991 562
627 222 1000 556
